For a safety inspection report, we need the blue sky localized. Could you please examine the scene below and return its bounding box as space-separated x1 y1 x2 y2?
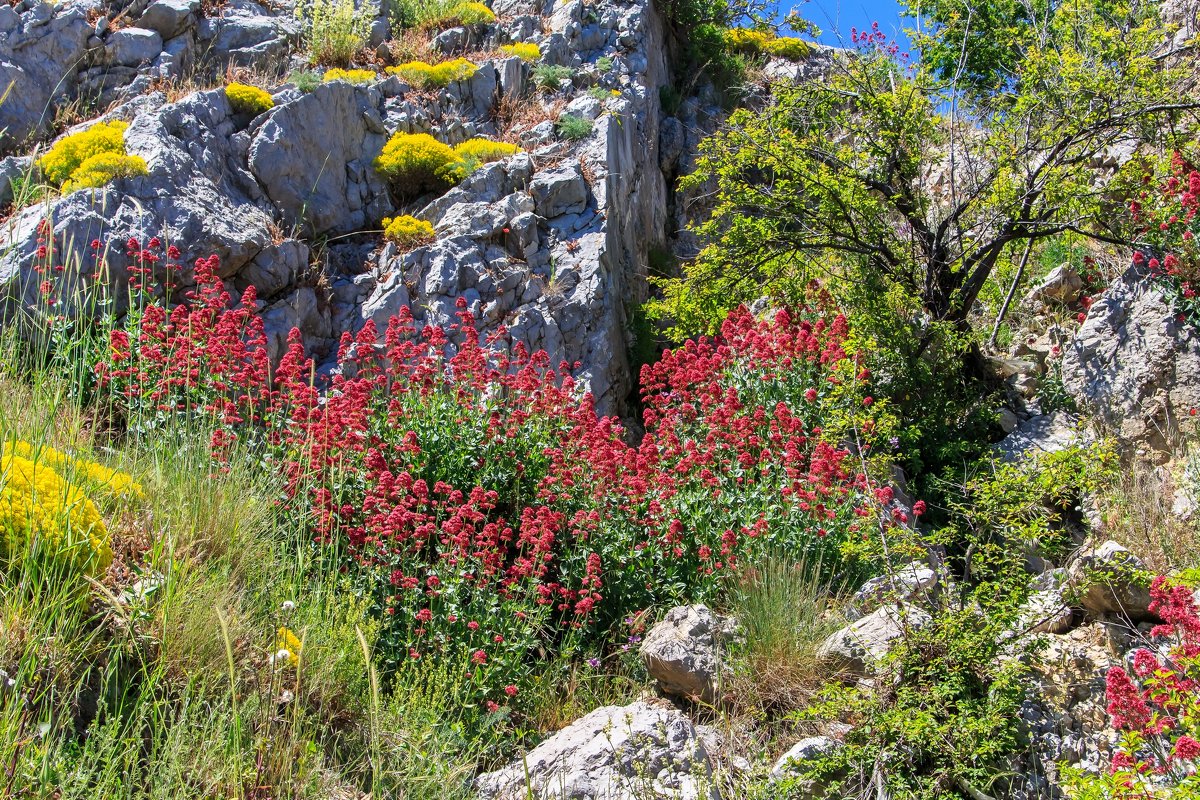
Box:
790 0 912 50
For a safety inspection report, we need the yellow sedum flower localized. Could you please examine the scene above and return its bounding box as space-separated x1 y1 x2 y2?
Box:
374 132 459 190
452 138 521 164
3 441 143 500
0 450 112 574
386 58 477 89
382 215 436 248
323 68 377 84
724 28 809 62
61 153 147 193
37 120 130 189
450 1 495 24
500 42 540 62
225 82 275 116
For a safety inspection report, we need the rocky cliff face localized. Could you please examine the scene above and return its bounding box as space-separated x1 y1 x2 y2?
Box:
0 0 685 415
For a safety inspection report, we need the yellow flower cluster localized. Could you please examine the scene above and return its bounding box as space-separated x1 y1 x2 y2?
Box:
724 28 809 61
3 441 143 500
449 1 494 24
500 42 540 62
323 68 377 84
0 448 112 574
276 626 303 666
374 132 459 191
62 152 147 193
37 120 144 193
453 138 521 164
225 82 275 116
386 58 477 89
382 215 436 248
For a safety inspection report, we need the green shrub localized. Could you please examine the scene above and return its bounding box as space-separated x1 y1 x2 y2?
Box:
532 63 572 92
36 120 129 188
373 132 459 192
555 113 593 141
499 42 540 62
382 214 436 248
323 67 378 83
224 82 275 115
288 69 323 91
596 55 613 72
386 58 477 88
300 0 374 66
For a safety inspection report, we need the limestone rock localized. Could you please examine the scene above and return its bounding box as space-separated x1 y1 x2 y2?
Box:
639 604 738 703
995 411 1090 463
770 736 842 789
816 604 931 676
1026 264 1084 305
248 82 392 235
1062 264 1200 455
137 0 200 39
530 160 588 217
1066 540 1154 621
105 27 163 66
847 561 945 621
474 701 721 800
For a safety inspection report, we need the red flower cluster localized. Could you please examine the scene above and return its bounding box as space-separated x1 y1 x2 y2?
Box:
95 252 891 709
1131 151 1200 329
1102 576 1200 793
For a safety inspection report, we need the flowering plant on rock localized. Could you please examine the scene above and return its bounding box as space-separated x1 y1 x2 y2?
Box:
93 242 900 713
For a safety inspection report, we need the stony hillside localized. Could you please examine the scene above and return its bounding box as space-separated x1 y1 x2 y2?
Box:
3 0 1200 798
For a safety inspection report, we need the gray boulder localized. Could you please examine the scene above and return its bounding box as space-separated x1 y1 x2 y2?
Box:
248 81 392 235
1062 264 1200 455
105 27 163 66
1066 540 1154 621
848 561 945 620
1026 264 1084 305
530 159 588 217
816 604 931 676
474 701 721 800
137 0 200 39
770 736 843 789
995 411 1090 463
638 604 738 704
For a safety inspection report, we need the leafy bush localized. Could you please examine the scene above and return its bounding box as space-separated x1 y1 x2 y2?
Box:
300 0 374 66
532 64 573 92
373 132 459 192
596 55 613 72
382 214 436 248
288 68 323 91
555 114 593 141
386 58 478 88
96 252 887 704
0 442 127 574
323 67 378 83
60 152 147 193
224 82 275 115
499 42 540 62
36 120 129 188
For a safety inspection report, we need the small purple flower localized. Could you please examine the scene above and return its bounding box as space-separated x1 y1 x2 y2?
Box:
587 657 601 668
889 436 900 449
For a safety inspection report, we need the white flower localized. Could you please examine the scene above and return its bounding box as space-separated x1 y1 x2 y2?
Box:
271 648 292 665
280 600 296 613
